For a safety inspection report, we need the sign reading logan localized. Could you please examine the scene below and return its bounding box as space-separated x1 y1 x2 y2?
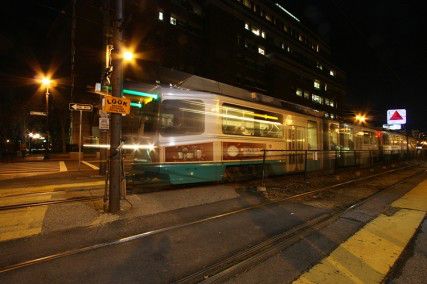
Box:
102 95 131 115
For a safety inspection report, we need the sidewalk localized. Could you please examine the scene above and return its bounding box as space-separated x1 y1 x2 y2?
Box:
0 169 243 242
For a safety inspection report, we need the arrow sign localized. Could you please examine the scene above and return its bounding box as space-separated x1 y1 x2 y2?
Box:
69 103 93 112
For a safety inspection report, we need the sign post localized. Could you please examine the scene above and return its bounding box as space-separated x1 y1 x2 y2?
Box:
69 103 93 170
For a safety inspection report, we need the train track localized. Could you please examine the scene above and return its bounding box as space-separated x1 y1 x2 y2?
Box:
0 164 422 275
0 195 103 211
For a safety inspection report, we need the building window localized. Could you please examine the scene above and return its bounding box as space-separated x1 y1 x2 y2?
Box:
265 13 272 22
312 94 323 104
296 89 302 97
261 31 266 38
316 44 319 52
251 27 260 36
281 43 285 50
329 70 335 76
170 16 177 25
314 80 321 89
258 47 265 55
245 23 250 30
316 62 323 70
283 25 288 32
324 83 328 91
304 91 310 99
158 11 164 21
287 46 291 52
298 35 303 42
243 0 251 8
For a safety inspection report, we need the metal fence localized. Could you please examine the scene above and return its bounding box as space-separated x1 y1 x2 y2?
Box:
260 149 427 186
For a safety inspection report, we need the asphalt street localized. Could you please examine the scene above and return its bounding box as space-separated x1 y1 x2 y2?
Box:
0 169 425 283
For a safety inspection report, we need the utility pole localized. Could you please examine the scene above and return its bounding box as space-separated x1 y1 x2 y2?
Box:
109 0 123 213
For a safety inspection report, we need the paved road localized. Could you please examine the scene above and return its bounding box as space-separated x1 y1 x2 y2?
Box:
0 170 425 283
0 160 100 181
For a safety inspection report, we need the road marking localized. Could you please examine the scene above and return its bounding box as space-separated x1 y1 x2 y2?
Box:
82 161 99 170
59 161 67 172
294 179 427 284
0 202 50 242
392 179 427 212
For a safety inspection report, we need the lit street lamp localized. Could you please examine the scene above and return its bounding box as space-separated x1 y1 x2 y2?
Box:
39 76 53 159
355 113 367 124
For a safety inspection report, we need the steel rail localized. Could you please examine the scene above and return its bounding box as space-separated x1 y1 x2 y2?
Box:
0 187 103 199
179 168 426 283
0 196 103 211
0 164 420 274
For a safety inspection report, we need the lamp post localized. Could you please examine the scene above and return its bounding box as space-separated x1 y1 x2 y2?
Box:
354 113 367 124
40 77 52 159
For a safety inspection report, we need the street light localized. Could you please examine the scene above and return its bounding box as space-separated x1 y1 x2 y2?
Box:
122 50 134 62
38 75 54 159
355 113 367 124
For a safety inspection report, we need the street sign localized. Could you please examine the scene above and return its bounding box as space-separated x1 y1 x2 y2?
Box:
69 103 93 112
102 95 131 115
387 109 406 125
99 117 109 130
30 111 47 117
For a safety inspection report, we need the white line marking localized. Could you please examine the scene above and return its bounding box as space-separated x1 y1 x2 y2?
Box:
82 161 99 170
59 161 68 172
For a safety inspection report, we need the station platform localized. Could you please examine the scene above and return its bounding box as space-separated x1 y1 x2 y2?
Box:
294 177 427 283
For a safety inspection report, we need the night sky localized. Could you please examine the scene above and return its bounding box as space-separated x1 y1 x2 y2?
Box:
282 0 426 131
1 0 426 132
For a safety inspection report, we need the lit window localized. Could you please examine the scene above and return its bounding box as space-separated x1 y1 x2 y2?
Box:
283 25 288 32
258 47 265 55
245 23 250 30
298 35 303 42
287 46 291 52
243 0 251 8
330 114 335 119
316 62 323 70
325 98 330 105
330 100 335 107
296 89 302 97
312 94 323 104
314 80 321 89
170 16 177 25
265 14 272 22
304 91 310 99
329 70 335 76
281 43 285 50
158 11 164 21
316 44 319 52
261 31 266 38
324 83 328 91
252 27 260 36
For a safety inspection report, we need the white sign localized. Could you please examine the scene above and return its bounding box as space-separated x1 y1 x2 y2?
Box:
383 124 402 130
30 111 47 117
387 109 406 125
69 103 93 112
99 117 109 130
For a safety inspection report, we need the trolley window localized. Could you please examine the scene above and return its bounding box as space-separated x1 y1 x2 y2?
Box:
222 103 283 138
160 99 205 136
